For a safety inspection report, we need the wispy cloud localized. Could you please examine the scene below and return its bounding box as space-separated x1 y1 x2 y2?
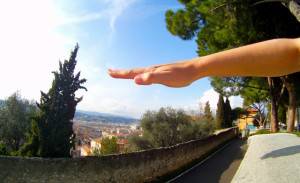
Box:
105 0 137 32
59 12 106 26
59 0 138 33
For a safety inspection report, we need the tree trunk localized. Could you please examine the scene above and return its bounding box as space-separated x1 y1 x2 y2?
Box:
262 117 267 129
259 114 263 127
283 76 297 132
268 77 279 132
270 97 279 132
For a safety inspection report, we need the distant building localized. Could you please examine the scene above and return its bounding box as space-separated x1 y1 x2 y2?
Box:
90 138 102 151
238 108 259 132
117 128 130 135
130 124 141 131
102 131 110 138
80 145 91 156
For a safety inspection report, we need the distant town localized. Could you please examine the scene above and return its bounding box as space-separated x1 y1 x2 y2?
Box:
72 111 141 157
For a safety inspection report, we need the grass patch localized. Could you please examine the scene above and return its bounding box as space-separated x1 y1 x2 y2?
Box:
250 129 272 136
291 131 300 137
250 129 300 137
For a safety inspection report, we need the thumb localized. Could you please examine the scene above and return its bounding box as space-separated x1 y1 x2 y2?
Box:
134 72 154 85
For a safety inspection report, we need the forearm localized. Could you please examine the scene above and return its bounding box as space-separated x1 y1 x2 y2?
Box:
193 38 300 78
108 38 300 87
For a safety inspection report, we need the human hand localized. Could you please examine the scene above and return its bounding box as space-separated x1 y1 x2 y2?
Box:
109 39 300 85
108 60 202 88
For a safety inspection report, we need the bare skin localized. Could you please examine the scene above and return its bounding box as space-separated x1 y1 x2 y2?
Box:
108 38 300 88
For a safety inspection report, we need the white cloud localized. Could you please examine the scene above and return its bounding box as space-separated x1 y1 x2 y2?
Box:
199 89 219 111
0 0 75 100
199 88 243 112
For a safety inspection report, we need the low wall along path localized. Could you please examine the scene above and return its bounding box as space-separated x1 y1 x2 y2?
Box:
0 128 238 183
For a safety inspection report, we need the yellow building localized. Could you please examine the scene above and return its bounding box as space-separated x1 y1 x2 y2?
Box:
238 108 258 131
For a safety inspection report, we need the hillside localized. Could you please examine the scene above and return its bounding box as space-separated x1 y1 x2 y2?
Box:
74 110 139 125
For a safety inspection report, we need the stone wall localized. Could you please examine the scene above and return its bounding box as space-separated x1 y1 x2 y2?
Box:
0 128 238 183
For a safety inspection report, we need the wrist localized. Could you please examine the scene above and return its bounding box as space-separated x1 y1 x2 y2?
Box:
190 57 210 79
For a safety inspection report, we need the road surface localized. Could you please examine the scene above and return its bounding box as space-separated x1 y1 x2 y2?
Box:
169 139 247 183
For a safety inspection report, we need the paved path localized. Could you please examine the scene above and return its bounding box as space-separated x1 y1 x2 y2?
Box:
232 133 300 183
169 139 247 183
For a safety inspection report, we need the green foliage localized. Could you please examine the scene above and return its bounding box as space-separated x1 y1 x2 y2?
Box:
231 107 246 121
165 0 300 131
92 147 101 156
0 92 37 154
166 0 255 56
100 137 118 155
210 77 242 98
0 142 8 155
130 107 214 150
19 120 40 157
0 99 5 108
179 119 214 142
91 137 119 156
278 104 287 124
167 0 300 55
204 101 214 123
165 8 200 40
128 135 153 151
22 44 87 157
240 78 269 105
216 94 225 129
142 107 191 147
292 131 300 137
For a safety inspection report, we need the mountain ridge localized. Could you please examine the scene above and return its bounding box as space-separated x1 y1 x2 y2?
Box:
74 110 139 125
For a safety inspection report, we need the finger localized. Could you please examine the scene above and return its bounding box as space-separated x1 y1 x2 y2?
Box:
108 68 147 79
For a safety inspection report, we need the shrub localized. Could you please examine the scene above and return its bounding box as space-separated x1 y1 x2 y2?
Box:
129 107 215 150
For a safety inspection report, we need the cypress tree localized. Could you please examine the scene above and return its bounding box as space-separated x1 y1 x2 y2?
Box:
224 98 232 128
204 101 214 123
19 120 40 157
23 44 87 157
216 94 225 129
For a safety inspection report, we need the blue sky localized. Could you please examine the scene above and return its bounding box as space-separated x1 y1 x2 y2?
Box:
0 0 242 118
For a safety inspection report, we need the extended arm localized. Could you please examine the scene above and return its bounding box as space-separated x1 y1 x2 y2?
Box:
108 38 300 87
